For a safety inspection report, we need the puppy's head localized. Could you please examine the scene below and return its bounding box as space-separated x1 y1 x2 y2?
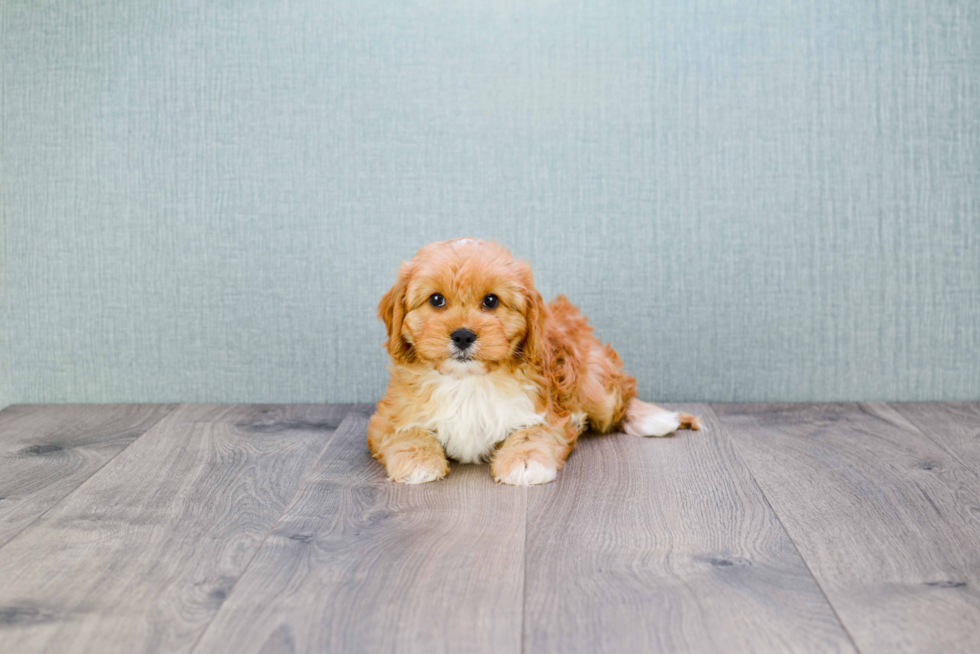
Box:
378 238 545 374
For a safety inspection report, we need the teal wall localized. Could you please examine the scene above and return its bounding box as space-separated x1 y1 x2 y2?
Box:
2 1 979 407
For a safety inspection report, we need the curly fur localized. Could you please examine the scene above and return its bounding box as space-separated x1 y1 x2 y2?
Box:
368 238 699 486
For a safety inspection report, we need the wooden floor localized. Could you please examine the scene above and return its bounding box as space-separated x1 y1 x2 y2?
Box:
0 403 978 653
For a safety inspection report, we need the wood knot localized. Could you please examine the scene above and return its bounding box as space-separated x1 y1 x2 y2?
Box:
19 444 64 456
925 580 966 589
701 555 751 569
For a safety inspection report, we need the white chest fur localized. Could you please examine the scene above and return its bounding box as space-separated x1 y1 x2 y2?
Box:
407 368 545 464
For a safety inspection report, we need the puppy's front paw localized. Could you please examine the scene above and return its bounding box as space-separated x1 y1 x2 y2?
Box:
386 450 449 484
491 447 558 486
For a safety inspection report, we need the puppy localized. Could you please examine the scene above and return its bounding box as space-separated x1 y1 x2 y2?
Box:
368 238 699 486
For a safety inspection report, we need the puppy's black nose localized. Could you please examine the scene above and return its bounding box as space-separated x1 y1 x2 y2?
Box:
451 328 477 350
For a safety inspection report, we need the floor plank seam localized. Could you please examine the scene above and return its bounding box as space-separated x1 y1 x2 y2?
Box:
185 404 356 654
0 403 179 556
705 404 865 654
519 484 528 654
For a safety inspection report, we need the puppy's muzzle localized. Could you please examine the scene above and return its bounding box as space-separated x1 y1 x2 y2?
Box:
451 328 477 351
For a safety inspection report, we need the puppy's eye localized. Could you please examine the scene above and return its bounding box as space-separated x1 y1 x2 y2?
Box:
429 293 446 308
482 294 499 309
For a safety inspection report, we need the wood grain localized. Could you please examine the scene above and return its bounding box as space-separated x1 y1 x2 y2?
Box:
5 402 978 654
0 404 175 547
192 405 527 654
0 403 348 654
522 404 855 653
714 402 980 654
890 402 980 476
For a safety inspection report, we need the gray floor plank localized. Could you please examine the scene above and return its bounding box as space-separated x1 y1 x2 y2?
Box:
191 405 527 654
0 403 349 654
713 402 980 654
0 404 176 548
890 402 980 476
522 404 855 654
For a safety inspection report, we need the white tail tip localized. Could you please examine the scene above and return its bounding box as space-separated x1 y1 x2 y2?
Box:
623 400 682 437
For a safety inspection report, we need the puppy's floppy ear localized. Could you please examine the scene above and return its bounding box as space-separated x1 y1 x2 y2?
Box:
517 261 548 363
522 288 547 363
378 263 413 363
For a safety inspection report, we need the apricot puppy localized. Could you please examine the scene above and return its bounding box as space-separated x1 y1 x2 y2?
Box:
368 238 699 486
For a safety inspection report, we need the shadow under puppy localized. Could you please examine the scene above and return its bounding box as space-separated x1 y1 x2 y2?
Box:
368 238 700 485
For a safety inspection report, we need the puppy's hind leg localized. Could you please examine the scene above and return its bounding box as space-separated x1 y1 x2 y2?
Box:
623 398 701 437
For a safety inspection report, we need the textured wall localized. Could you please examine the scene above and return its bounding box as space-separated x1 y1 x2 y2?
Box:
2 0 979 407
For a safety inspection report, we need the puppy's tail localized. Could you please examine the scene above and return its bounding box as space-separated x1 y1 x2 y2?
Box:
622 398 701 437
